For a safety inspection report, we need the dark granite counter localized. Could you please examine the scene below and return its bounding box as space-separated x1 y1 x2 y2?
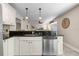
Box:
9 31 56 37
4 31 57 40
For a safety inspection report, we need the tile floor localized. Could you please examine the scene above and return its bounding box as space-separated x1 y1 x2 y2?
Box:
63 45 79 56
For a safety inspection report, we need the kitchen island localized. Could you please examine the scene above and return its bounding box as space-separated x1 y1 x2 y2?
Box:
3 36 42 56
3 31 63 56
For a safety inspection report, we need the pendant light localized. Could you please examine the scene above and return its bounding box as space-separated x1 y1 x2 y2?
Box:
38 8 43 24
25 8 29 19
38 8 42 20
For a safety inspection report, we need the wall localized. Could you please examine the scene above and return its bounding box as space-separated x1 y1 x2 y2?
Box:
57 5 79 51
16 12 23 20
16 11 32 31
0 4 3 56
50 22 57 33
16 12 32 31
16 12 23 31
21 19 32 31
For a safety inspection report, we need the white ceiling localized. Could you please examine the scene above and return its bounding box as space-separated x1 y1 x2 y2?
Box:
10 3 77 27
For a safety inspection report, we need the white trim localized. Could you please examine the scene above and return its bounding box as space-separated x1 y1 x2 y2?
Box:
64 42 79 54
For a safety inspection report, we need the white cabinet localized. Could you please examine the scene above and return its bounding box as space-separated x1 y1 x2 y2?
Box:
19 37 42 56
31 40 42 55
57 36 63 55
2 4 16 31
3 38 15 56
19 39 30 56
3 37 42 56
2 4 16 25
3 36 63 56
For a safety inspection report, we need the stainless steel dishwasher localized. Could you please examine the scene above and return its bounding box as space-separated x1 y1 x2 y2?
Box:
43 36 57 56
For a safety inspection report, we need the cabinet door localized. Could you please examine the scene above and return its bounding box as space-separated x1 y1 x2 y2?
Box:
3 4 16 25
57 36 63 55
14 38 20 56
19 37 42 56
19 39 30 56
3 40 8 56
31 40 42 55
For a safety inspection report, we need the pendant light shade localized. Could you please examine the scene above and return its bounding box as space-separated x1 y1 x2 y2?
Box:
38 16 42 20
25 16 29 19
25 8 29 19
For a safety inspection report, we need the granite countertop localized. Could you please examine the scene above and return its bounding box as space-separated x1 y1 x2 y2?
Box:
4 35 58 40
55 34 64 36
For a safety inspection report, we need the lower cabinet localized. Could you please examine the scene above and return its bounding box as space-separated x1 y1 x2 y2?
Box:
3 36 63 56
19 37 42 56
3 37 42 56
57 36 63 55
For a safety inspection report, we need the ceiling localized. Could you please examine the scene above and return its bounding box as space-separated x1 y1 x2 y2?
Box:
10 3 77 27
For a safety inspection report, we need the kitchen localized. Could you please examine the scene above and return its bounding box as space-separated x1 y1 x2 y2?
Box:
0 3 77 56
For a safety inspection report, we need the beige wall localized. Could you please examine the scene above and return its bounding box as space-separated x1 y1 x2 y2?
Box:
57 5 79 50
21 19 32 31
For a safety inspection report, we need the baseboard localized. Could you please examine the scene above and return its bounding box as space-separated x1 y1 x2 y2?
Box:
64 42 79 54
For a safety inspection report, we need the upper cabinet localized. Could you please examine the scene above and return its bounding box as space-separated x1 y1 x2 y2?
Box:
2 4 16 25
1 3 32 31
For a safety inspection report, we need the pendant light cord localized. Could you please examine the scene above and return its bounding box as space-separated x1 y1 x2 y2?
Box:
26 8 28 17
